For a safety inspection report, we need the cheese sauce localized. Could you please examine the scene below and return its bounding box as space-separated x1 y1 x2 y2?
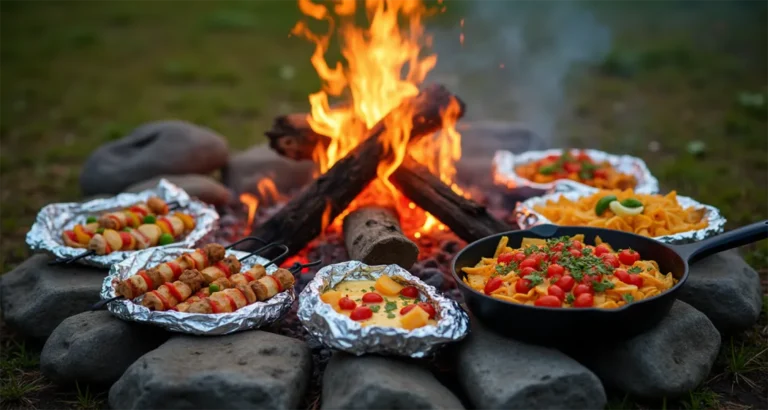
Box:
329 280 437 328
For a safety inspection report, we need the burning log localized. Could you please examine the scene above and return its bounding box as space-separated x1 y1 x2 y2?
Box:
343 206 419 269
245 84 464 256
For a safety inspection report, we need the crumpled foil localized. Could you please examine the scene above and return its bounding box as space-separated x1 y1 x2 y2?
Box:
298 261 470 358
514 187 726 244
26 179 219 268
493 149 660 194
101 247 294 335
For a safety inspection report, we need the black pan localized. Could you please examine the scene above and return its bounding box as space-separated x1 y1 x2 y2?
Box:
451 221 768 346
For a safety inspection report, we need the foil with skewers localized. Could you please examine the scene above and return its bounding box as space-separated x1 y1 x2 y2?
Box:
493 149 660 194
101 248 294 335
514 188 726 244
26 179 219 268
298 261 470 358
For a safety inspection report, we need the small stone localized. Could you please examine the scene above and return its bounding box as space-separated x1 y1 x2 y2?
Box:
224 143 314 195
125 174 233 206
0 255 106 340
455 315 606 409
41 311 169 386
109 331 311 409
322 353 464 410
576 301 720 399
416 268 444 290
80 120 229 196
677 250 763 333
440 240 460 254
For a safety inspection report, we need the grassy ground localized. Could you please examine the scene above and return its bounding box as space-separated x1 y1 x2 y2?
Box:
1 1 766 409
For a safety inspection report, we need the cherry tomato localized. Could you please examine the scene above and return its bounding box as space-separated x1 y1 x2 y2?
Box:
618 249 641 266
555 275 575 292
564 162 581 173
593 169 608 179
519 258 540 270
547 264 565 278
548 285 565 301
497 252 514 264
400 286 419 298
484 277 504 295
400 305 416 315
629 274 644 287
350 306 373 321
550 242 564 252
520 267 538 277
515 278 532 293
594 244 611 257
577 152 591 161
569 249 582 258
338 296 357 310
534 252 550 263
362 292 384 303
550 254 560 264
417 302 437 319
512 253 527 263
570 240 584 250
573 283 593 296
613 269 631 284
581 274 601 284
601 254 620 268
573 293 594 308
534 295 562 308
546 154 560 161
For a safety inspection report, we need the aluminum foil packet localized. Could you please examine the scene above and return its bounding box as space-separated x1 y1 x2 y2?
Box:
298 261 470 358
493 149 660 194
101 247 294 335
26 179 219 268
514 188 726 244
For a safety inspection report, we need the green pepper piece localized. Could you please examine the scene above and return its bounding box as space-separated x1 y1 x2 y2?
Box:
620 198 643 208
595 195 618 216
143 215 156 224
209 284 220 293
158 233 174 246
86 216 97 224
123 227 132 232
539 164 558 175
96 227 105 234
578 170 592 180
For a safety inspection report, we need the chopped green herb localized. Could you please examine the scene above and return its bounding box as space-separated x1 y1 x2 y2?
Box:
623 294 635 303
495 263 517 276
591 279 615 292
387 313 396 319
369 305 381 313
566 294 575 304
582 247 593 256
628 266 642 274
369 286 375 291
401 301 409 307
527 273 545 287
539 164 557 175
524 245 539 256
384 301 398 312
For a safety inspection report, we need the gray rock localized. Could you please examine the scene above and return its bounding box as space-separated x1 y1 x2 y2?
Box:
223 143 314 196
41 311 169 386
678 250 763 333
80 120 229 195
322 353 464 410
0 254 106 340
109 331 311 409
455 316 606 410
578 301 720 399
125 174 233 206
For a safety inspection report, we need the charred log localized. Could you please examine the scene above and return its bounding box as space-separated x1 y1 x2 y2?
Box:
343 206 418 269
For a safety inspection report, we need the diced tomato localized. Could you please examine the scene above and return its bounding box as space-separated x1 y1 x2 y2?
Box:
520 267 537 277
534 295 562 307
215 261 231 278
573 283 593 296
350 306 373 321
242 272 255 283
164 282 184 302
515 278 532 293
570 240 584 250
362 292 384 303
564 162 581 173
577 152 591 161
629 274 644 287
417 302 436 319
104 243 112 255
546 264 564 278
166 262 182 280
546 154 561 161
613 269 631 284
581 274 601 285
207 298 221 314
119 232 132 249
196 249 209 268
151 290 171 310
573 293 594 308
618 249 641 266
555 275 575 292
550 242 564 252
548 285 565 301
519 258 540 270
594 244 611 256
593 169 608 179
400 286 419 298
512 253 527 263
267 275 283 292
138 270 154 290
533 252 549 263
224 294 238 311
497 253 514 264
338 296 356 310
64 230 77 242
569 249 582 258
550 254 560 264
601 254 621 268
129 206 148 217
484 277 504 295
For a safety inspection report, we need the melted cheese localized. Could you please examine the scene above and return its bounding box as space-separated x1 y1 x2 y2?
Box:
328 280 437 329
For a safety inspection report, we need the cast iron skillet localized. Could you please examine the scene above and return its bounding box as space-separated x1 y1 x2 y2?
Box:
451 221 768 346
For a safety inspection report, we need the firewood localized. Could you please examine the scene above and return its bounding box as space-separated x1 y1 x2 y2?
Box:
343 206 419 269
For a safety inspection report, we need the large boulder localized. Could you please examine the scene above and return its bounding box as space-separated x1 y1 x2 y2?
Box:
678 250 763 333
0 254 106 340
322 353 464 410
223 143 314 196
80 120 229 196
109 331 311 409
125 174 233 206
455 316 606 410
575 301 721 399
41 311 169 386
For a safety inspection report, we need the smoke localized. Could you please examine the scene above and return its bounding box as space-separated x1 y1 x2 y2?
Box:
426 1 611 145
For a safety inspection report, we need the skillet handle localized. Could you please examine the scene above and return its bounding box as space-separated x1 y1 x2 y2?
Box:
675 220 768 264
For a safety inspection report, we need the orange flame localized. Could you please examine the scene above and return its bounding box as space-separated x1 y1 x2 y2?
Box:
239 193 259 235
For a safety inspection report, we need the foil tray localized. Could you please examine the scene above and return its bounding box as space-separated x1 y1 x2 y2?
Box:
26 179 219 268
493 148 660 194
101 247 293 335
298 261 470 358
514 188 726 244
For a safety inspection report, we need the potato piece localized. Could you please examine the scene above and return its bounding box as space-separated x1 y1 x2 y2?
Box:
400 305 429 330
320 290 342 308
103 229 123 251
521 237 546 248
374 276 403 296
